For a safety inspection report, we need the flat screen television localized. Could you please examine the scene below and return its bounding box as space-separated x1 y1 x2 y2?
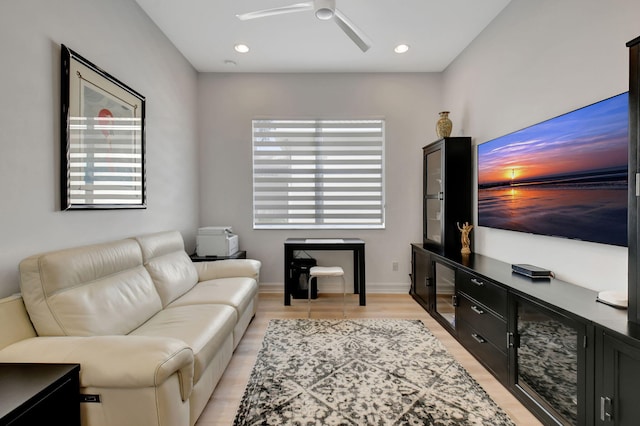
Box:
477 92 629 247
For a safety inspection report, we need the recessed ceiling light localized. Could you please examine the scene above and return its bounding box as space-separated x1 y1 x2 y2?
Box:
234 44 250 53
394 44 410 54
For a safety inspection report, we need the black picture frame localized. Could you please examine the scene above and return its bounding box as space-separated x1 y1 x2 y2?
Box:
60 44 146 210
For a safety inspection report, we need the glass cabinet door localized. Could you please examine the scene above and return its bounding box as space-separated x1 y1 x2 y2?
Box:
424 148 443 246
434 260 456 330
513 297 586 425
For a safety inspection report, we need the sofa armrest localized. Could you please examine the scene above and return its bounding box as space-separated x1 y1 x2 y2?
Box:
0 335 194 401
0 294 36 350
195 259 261 282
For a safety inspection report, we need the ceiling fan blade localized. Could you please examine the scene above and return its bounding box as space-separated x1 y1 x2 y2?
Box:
333 8 371 52
236 2 314 21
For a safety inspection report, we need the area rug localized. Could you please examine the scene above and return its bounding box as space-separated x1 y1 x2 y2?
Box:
233 319 515 425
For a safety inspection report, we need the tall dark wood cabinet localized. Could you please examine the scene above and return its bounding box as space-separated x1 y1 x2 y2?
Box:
423 137 472 256
627 36 640 325
590 36 640 426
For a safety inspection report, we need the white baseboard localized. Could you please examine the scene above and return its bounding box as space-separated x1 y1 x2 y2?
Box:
259 281 410 294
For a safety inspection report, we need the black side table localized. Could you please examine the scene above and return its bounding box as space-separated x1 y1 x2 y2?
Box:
190 250 247 262
0 363 80 426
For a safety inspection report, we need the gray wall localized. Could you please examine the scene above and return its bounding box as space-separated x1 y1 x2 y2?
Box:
443 0 640 292
198 0 640 294
197 73 442 291
0 0 200 297
2 0 638 297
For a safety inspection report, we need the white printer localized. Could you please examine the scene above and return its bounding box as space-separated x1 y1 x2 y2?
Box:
196 226 239 256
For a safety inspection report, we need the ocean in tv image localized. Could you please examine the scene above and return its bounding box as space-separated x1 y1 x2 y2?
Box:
477 92 629 247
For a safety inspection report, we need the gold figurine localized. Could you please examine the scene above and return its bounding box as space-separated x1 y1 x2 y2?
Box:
457 222 473 255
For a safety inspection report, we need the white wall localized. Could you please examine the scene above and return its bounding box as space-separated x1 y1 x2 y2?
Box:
198 73 443 291
443 0 640 292
0 1 200 297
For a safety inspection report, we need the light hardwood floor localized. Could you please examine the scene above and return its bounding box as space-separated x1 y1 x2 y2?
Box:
195 293 542 425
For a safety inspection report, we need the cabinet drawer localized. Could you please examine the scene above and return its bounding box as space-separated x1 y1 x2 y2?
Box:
457 270 507 315
457 294 507 352
457 320 508 384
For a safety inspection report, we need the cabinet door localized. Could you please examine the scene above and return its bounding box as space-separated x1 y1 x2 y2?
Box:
597 331 640 425
412 247 433 311
509 295 590 426
433 259 457 333
424 146 444 247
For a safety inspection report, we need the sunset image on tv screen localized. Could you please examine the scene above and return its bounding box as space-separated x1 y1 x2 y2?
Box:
477 92 629 246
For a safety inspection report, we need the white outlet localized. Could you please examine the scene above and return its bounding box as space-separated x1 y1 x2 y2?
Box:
392 261 399 271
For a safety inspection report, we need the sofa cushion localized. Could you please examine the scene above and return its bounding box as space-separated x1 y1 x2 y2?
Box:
19 239 162 336
130 304 236 382
135 231 199 307
168 277 258 319
195 259 261 282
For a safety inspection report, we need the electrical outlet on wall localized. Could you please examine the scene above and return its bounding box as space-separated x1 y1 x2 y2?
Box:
392 261 399 271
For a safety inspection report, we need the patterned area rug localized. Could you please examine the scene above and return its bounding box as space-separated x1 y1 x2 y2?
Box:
233 319 515 425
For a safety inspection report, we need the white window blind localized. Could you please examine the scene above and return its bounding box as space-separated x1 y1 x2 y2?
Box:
253 119 385 229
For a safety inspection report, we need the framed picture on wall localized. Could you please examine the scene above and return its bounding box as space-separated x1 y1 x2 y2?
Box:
60 44 146 210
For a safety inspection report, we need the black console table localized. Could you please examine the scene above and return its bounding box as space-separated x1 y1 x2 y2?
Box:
0 363 80 426
284 238 366 306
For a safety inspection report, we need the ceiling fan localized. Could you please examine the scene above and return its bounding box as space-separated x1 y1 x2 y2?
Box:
236 0 371 52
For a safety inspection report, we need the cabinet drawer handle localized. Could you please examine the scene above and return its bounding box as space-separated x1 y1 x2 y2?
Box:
471 305 484 315
470 278 484 286
471 333 486 344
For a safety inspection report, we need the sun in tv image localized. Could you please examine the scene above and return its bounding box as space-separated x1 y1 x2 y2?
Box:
477 92 629 246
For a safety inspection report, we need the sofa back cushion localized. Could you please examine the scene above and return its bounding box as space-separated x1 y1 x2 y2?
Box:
135 231 199 307
19 239 162 336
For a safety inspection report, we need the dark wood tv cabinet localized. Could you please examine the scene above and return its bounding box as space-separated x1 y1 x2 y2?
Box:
411 244 640 426
0 363 80 426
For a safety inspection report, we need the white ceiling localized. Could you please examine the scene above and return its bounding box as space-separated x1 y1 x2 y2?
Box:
135 0 511 73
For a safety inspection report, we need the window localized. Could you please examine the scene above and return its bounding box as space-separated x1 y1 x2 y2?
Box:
252 119 385 229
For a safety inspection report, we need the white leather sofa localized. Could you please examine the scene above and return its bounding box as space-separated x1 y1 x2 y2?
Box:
0 230 260 426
